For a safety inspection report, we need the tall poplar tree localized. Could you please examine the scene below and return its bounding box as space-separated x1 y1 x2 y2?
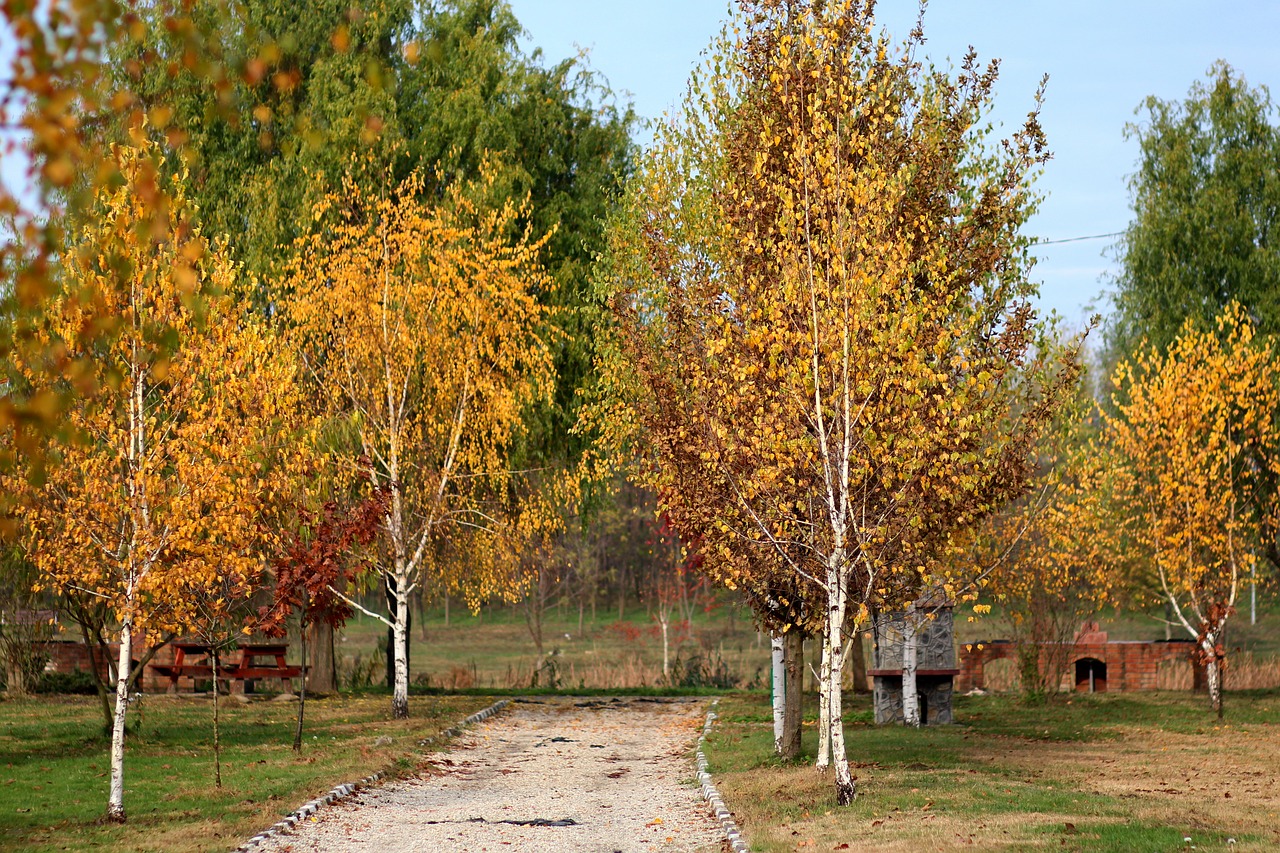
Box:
1108 62 1280 361
113 0 633 433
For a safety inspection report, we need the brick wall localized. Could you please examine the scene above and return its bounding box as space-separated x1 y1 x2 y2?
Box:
957 639 1201 693
36 640 178 692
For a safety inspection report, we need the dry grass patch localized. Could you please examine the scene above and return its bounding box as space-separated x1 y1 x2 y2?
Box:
703 691 1280 852
997 725 1280 848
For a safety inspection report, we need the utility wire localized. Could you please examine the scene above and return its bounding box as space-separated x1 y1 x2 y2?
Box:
1032 231 1123 246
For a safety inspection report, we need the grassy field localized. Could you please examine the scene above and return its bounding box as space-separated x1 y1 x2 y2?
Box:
0 692 493 852
336 599 773 690
952 600 1280 656
328 595 1280 692
704 689 1280 852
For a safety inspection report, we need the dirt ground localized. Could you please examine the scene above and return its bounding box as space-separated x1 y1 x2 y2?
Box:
1002 725 1280 847
710 699 1280 853
260 696 725 853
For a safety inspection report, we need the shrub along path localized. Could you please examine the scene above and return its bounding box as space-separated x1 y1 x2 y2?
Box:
259 696 723 852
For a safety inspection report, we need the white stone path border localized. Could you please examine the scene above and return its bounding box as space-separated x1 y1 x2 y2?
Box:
234 698 511 852
697 698 751 853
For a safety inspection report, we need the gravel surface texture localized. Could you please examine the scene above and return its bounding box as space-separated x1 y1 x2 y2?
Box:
260 696 725 853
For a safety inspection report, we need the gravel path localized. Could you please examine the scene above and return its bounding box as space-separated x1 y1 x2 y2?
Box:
261 697 725 853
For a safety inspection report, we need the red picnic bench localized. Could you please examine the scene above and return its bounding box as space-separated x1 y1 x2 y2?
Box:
149 642 302 694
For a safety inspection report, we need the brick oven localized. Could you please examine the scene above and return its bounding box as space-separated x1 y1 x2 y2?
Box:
957 627 1202 693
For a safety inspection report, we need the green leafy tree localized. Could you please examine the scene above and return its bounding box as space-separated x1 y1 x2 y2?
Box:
114 1 633 442
1108 62 1280 361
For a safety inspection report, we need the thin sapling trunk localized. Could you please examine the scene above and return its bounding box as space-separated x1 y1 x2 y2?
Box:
294 613 307 752
771 634 785 754
212 646 222 789
106 615 133 822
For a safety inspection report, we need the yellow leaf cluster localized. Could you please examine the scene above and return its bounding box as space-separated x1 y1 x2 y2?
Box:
284 159 558 604
10 139 307 638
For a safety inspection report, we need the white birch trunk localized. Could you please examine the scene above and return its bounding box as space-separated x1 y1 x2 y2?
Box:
660 617 670 679
106 615 133 822
826 573 855 805
1250 566 1257 625
901 605 920 727
1202 634 1223 719
391 581 410 719
816 628 832 771
771 634 785 754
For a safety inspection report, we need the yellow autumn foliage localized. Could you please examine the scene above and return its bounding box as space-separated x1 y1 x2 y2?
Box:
13 138 302 638
1101 302 1280 716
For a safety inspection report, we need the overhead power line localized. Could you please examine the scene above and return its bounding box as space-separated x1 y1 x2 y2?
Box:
1032 231 1123 246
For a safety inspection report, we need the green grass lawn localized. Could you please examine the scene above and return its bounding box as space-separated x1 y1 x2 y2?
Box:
704 689 1280 852
0 692 494 852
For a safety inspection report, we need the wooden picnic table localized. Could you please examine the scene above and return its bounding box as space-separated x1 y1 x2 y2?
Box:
149 642 302 694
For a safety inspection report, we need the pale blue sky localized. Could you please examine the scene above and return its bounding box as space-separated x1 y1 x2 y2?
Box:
4 2 1278 324
509 0 1280 327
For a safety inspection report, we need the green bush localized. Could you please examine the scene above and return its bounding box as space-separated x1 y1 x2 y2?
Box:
32 669 99 696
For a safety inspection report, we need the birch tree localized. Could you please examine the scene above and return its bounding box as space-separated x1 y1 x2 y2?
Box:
974 388 1118 699
286 161 556 718
599 0 1082 804
11 139 297 822
1101 303 1279 718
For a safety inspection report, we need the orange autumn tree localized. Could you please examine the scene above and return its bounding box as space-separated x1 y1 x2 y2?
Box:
11 139 301 822
1102 302 1280 718
286 163 557 719
975 393 1117 698
598 0 1083 803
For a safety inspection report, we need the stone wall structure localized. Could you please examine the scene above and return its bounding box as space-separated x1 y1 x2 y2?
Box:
870 606 958 725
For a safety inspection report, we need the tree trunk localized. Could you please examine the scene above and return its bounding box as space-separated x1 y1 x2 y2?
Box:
826 573 855 805
771 634 785 755
294 619 308 752
78 617 113 731
902 606 921 727
660 617 670 679
526 573 547 687
779 630 803 758
530 634 546 688
848 630 870 694
816 628 832 770
392 584 410 719
617 562 627 620
385 577 411 697
309 622 336 695
212 646 222 788
106 616 132 822
1251 565 1257 626
1203 637 1224 720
